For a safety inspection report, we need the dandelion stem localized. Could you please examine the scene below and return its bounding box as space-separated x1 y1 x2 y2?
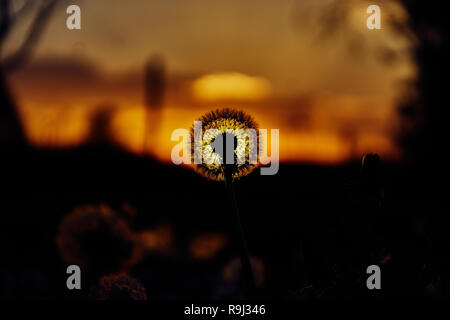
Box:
224 165 257 297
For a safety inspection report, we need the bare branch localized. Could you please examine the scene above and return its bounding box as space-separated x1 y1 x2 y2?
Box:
0 0 12 45
14 0 34 19
2 0 57 72
0 1 35 47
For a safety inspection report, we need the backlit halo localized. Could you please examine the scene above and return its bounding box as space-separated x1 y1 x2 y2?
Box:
190 109 260 181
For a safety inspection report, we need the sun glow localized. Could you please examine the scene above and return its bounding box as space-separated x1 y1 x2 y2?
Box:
192 73 272 101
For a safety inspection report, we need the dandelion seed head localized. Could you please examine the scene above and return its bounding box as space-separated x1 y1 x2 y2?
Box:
190 109 260 181
56 204 133 275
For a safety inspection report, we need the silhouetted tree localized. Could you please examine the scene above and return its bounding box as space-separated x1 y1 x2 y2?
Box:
397 1 449 170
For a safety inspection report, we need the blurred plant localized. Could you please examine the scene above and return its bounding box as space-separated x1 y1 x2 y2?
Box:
290 0 411 62
56 204 134 277
360 153 384 209
143 53 166 154
86 103 117 147
144 54 165 111
89 273 147 300
214 256 265 299
345 153 384 210
125 223 174 268
112 220 176 273
189 232 228 260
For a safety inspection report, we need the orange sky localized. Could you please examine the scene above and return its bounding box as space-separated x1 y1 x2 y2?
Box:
5 0 415 163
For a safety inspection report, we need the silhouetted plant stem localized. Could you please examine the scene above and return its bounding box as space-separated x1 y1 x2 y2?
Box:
224 165 256 298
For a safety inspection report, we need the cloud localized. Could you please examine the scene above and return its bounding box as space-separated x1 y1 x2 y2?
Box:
9 55 146 106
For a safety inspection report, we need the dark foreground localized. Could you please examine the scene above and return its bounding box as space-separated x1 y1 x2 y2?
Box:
0 146 447 299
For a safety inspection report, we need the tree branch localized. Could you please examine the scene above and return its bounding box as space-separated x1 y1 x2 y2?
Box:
2 0 57 73
0 0 11 45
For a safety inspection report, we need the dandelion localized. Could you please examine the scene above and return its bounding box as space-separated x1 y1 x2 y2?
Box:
56 204 134 276
190 108 260 181
190 108 258 296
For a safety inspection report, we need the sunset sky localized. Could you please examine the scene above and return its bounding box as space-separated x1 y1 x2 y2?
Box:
4 0 415 163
